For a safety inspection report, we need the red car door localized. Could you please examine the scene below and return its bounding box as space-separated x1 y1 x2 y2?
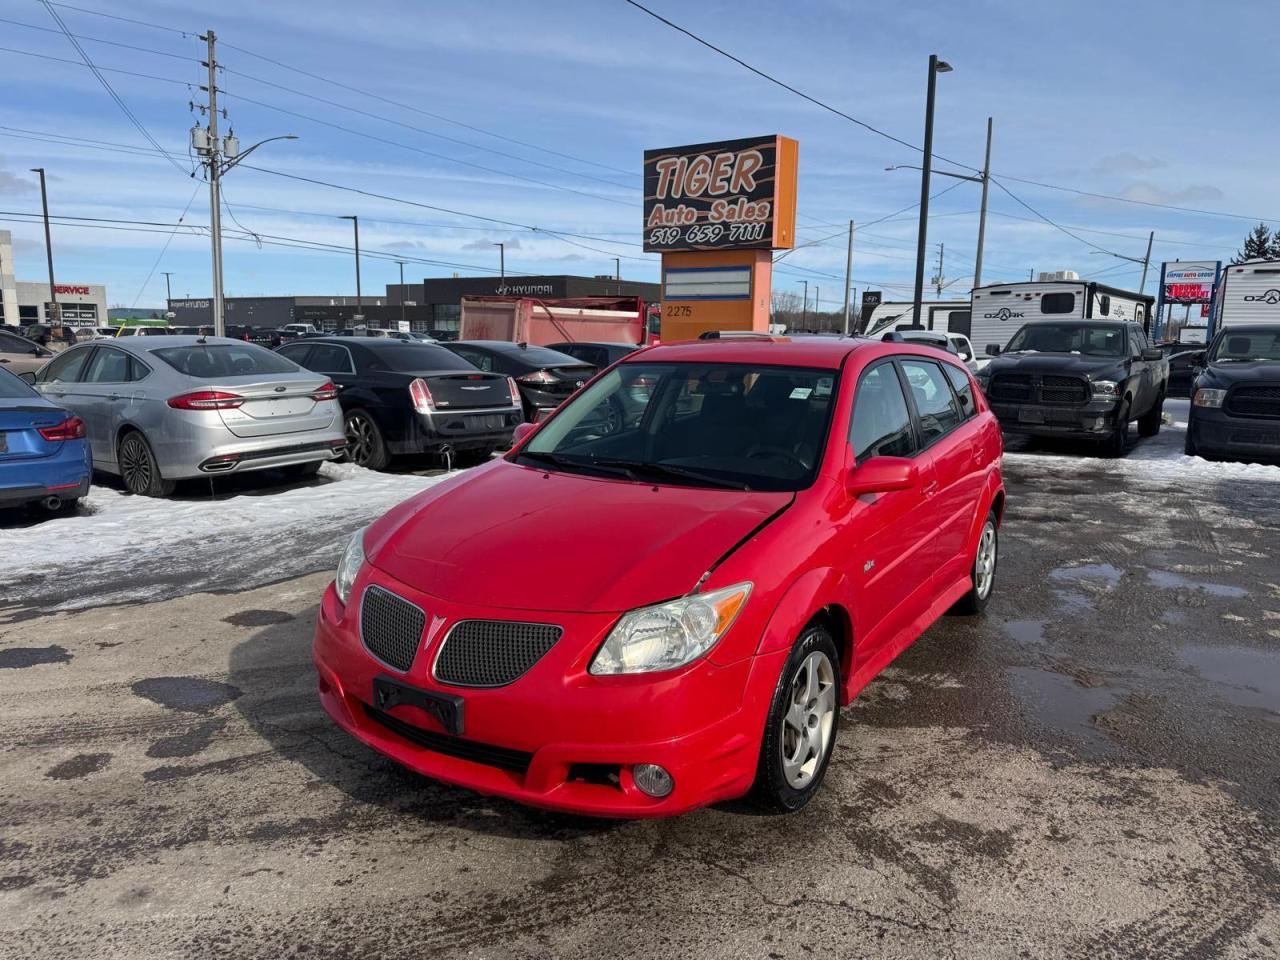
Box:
844 360 940 675
899 357 981 587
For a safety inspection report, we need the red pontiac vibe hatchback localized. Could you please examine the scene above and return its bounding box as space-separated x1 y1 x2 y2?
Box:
313 335 1005 817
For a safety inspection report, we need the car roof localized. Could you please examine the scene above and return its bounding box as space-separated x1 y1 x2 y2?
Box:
85 334 257 353
628 336 870 370
303 336 446 350
547 341 637 349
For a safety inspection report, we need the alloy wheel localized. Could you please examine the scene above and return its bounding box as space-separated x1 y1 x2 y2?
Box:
344 414 373 465
975 522 997 599
120 435 152 494
780 650 837 789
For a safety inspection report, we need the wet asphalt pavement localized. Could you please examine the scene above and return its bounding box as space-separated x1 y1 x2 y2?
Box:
1 406 1278 959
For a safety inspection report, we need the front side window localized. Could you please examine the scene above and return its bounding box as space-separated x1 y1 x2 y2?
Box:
522 362 838 492
900 359 961 445
151 344 297 378
1041 292 1076 315
37 346 92 383
851 363 916 462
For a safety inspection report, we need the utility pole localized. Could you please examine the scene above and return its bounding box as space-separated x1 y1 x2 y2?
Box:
29 168 59 327
395 260 407 329
1029 269 1035 281
912 54 953 327
162 271 174 304
797 280 808 329
815 286 820 330
974 117 993 289
494 242 505 292
934 242 945 298
613 257 620 281
1139 231 1154 294
842 220 855 335
340 215 362 322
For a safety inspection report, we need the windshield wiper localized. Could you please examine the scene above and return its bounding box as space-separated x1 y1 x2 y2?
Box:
588 458 752 490
518 449 640 480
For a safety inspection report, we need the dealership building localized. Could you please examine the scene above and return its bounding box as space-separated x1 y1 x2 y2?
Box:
168 274 660 337
0 229 109 327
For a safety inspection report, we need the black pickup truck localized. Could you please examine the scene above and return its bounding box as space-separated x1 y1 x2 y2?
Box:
1184 323 1280 462
976 320 1169 457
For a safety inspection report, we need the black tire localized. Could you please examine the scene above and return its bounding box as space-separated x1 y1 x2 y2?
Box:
750 623 841 814
117 431 175 497
342 409 389 471
952 510 998 615
1101 400 1130 458
1137 393 1164 437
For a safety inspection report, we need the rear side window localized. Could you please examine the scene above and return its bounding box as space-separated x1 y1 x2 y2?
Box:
900 359 962 445
368 344 475 373
81 347 132 384
851 363 917 462
152 344 298 378
0 368 37 398
276 344 312 367
1042 292 1076 314
446 346 494 371
307 344 356 374
943 363 976 419
38 347 92 383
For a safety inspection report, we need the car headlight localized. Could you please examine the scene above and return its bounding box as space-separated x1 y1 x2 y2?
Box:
335 526 368 605
1193 388 1226 408
1091 380 1119 398
589 582 752 675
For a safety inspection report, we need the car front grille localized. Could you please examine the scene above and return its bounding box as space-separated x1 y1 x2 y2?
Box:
360 586 426 673
1227 384 1280 419
434 620 563 688
1040 376 1090 404
988 374 1033 402
362 703 533 774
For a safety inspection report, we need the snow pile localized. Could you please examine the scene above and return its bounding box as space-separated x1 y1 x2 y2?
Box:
0 462 454 613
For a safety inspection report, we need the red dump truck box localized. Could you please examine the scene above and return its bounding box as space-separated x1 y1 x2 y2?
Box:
459 296 658 346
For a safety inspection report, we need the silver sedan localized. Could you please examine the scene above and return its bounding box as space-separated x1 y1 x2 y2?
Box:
30 335 346 496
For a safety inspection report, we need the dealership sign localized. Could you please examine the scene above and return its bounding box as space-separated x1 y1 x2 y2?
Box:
1162 262 1218 304
53 284 91 296
643 135 798 252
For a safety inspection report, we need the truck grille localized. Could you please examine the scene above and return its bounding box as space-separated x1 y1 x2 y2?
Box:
360 586 426 673
1227 384 1280 419
434 620 562 688
1040 376 1089 404
987 374 1033 402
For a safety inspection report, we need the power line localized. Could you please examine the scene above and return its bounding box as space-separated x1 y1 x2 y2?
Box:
43 0 192 34
984 210 1231 250
0 14 195 59
994 174 1279 225
988 177 1126 258
130 184 201 307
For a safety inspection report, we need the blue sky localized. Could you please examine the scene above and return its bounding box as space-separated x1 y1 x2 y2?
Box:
0 0 1275 311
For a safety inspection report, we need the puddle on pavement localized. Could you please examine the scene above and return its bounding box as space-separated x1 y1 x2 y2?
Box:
0 645 73 669
130 676 243 713
1007 666 1122 741
1147 570 1248 598
1049 563 1124 586
1180 646 1280 716
1004 620 1046 646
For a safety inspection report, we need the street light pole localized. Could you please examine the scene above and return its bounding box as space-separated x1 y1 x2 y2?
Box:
613 257 621 281
798 280 808 328
340 215 362 322
842 220 855 335
494 242 505 292
1139 230 1154 294
911 54 952 328
29 167 59 326
974 117 993 289
395 260 407 329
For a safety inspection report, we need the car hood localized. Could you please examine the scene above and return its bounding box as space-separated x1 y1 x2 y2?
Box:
989 353 1126 378
367 460 792 613
1203 359 1280 384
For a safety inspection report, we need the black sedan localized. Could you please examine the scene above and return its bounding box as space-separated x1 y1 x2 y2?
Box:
545 341 639 368
442 341 596 420
276 338 522 469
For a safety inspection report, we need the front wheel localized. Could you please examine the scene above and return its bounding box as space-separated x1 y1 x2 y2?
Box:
1184 421 1199 457
1101 400 1130 458
953 510 998 615
750 624 841 814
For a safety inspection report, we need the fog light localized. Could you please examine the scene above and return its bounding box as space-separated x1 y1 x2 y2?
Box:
632 763 673 798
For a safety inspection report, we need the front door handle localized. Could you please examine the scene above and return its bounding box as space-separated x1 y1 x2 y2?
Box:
923 480 940 498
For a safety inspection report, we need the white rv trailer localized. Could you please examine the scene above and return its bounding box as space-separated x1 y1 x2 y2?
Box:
861 300 971 338
970 276 1154 353
1209 259 1280 333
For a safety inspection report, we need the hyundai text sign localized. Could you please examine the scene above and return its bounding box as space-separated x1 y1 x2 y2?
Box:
643 135 797 252
1162 262 1218 304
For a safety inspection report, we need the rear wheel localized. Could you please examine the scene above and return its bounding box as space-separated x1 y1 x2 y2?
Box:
342 409 389 471
750 624 841 814
118 431 175 497
1101 400 1130 458
1138 393 1164 437
953 510 998 615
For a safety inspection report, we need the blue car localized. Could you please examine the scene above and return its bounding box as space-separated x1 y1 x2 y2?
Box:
0 367 91 513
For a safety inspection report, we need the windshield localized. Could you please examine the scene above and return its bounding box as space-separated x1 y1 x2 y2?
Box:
1210 330 1280 362
153 344 298 378
1004 323 1125 357
520 362 838 492
499 345 583 367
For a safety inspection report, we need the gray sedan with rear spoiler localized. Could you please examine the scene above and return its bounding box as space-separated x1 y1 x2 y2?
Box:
29 335 346 496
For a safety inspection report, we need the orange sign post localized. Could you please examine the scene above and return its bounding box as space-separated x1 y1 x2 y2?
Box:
644 135 798 340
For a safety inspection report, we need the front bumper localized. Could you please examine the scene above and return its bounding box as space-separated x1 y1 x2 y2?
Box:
1188 406 1280 461
988 397 1120 437
312 565 780 817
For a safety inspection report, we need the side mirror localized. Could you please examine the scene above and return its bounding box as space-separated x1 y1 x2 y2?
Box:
1141 348 1163 361
18 371 37 385
985 344 1001 357
511 421 536 445
958 351 972 362
1190 351 1207 366
847 457 918 497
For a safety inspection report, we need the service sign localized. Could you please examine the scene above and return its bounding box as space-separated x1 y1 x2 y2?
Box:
1162 261 1219 304
644 135 797 252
